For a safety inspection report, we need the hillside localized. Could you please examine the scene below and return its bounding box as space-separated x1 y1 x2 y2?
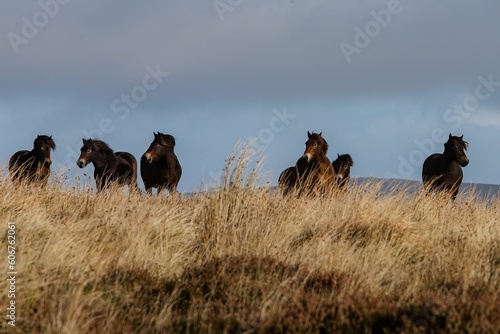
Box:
1 151 500 333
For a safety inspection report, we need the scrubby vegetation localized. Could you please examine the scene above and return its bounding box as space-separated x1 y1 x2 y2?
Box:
1 149 500 333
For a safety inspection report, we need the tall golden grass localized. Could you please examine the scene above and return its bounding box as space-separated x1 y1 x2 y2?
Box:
1 147 500 333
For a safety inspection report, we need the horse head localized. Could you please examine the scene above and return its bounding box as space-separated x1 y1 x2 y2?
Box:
445 134 469 167
333 153 354 184
34 135 56 168
303 131 329 163
143 132 176 163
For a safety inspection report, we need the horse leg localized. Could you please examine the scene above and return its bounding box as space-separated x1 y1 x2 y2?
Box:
167 184 177 196
96 177 106 193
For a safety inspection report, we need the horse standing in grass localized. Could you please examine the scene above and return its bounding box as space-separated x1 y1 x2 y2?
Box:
140 132 182 195
279 132 335 196
9 135 56 188
278 161 303 196
77 138 139 192
332 154 354 190
300 131 335 195
422 134 469 200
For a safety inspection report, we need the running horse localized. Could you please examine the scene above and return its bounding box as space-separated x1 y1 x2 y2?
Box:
332 154 354 190
9 135 56 187
279 131 335 196
77 138 139 192
422 134 469 200
140 132 182 195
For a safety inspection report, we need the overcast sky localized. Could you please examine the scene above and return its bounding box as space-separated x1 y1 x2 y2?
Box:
1 0 500 191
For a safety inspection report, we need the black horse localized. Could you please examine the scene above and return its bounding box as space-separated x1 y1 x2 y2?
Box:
9 135 56 188
278 162 302 196
77 138 139 192
422 134 469 199
140 132 182 195
332 154 354 190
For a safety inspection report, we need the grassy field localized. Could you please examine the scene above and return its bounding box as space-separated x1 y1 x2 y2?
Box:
1 151 500 333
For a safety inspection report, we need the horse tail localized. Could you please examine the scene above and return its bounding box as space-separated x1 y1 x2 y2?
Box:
117 152 140 193
129 155 141 193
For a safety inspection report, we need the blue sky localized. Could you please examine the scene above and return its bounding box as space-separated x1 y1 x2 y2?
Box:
1 1 500 191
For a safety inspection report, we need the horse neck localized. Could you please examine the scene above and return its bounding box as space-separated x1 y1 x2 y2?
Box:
159 147 174 158
30 147 45 162
92 152 118 173
314 152 331 170
442 148 458 165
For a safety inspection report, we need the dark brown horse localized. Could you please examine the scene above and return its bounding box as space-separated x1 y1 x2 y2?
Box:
422 134 469 200
9 135 56 187
332 153 354 190
77 138 139 192
140 132 182 195
278 157 307 196
279 132 335 196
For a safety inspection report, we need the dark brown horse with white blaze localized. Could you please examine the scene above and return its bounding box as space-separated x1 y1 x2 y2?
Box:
279 132 335 196
332 154 354 190
9 135 56 188
422 134 469 200
77 139 139 192
140 132 182 195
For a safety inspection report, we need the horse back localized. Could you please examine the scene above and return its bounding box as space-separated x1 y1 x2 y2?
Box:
165 151 182 181
9 150 49 186
278 166 296 193
9 150 32 169
115 152 138 182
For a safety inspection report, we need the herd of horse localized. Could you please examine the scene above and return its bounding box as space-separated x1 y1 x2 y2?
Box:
7 131 469 199
8 132 182 195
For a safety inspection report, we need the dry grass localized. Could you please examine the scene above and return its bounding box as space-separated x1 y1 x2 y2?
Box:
1 149 500 333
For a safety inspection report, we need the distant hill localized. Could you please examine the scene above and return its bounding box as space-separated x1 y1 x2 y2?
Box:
352 177 500 200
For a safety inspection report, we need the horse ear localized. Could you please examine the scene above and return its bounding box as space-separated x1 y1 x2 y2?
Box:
460 135 464 139
449 133 452 139
319 132 322 136
307 131 311 138
337 153 340 158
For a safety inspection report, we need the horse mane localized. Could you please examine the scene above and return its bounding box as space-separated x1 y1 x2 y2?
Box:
453 136 468 151
85 139 117 160
308 132 329 154
156 132 176 147
34 135 56 150
336 154 354 166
